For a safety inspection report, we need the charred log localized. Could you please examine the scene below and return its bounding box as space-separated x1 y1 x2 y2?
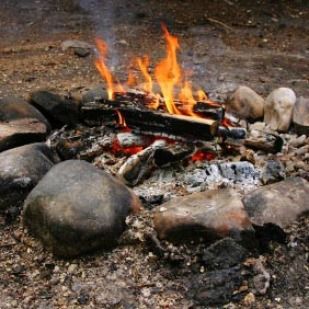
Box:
244 133 283 153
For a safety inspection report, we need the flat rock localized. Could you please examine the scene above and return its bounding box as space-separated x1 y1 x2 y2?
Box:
30 90 80 127
23 160 142 257
153 189 254 243
293 96 309 136
0 119 48 152
0 96 50 130
225 86 264 120
242 177 309 228
0 143 57 211
264 87 296 132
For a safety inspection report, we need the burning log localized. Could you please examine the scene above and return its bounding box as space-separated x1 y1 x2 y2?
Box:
120 108 218 141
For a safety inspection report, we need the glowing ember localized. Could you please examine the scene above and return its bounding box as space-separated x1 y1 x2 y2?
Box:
191 150 216 162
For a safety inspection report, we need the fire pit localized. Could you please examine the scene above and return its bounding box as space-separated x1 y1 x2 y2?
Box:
0 1 309 308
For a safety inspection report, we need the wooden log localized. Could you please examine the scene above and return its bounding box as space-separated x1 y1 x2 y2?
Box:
244 133 283 153
120 108 218 141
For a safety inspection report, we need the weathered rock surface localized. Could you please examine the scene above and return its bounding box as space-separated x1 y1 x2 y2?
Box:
225 86 264 120
0 119 48 152
30 90 80 127
293 96 309 135
242 177 309 228
202 238 248 269
153 189 254 243
264 87 296 132
0 143 57 211
0 96 50 130
23 160 141 257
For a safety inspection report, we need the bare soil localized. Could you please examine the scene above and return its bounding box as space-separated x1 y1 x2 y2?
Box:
0 1 308 308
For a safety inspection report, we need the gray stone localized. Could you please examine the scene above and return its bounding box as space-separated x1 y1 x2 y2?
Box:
30 90 80 127
264 87 296 132
153 189 254 243
0 96 50 130
0 119 48 152
225 86 264 120
0 143 57 211
293 96 309 136
242 177 309 228
23 160 142 257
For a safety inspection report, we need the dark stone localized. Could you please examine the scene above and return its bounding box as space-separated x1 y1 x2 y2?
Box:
81 85 108 103
190 266 244 306
74 47 90 57
23 160 142 257
242 177 309 229
30 90 80 127
0 143 57 211
261 160 286 185
153 189 254 245
0 96 50 131
202 238 248 269
0 119 48 152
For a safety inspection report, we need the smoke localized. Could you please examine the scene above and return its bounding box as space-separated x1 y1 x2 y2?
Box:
79 0 118 67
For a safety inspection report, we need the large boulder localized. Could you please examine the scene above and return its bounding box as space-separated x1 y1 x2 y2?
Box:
23 160 141 257
242 177 309 228
225 86 264 120
0 96 50 130
0 143 58 211
30 90 80 127
153 189 254 244
264 87 296 132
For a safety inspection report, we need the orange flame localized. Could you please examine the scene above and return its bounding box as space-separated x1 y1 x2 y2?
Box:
137 56 153 93
95 38 115 100
196 90 208 102
154 24 181 115
179 81 197 116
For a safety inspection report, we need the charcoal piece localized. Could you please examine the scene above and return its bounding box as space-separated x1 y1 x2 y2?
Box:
244 133 283 153
218 126 247 139
190 266 244 306
261 160 286 185
154 143 194 166
202 238 248 269
193 101 225 121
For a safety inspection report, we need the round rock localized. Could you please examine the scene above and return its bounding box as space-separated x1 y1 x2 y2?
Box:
225 86 264 120
0 96 50 130
23 160 141 257
264 87 296 132
0 143 57 211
